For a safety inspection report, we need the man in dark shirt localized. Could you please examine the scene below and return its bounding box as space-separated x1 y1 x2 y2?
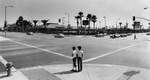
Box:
77 46 83 72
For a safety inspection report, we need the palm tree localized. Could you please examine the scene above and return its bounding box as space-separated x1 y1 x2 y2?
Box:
75 16 80 34
41 20 48 28
86 14 92 33
78 12 84 33
119 22 122 29
16 16 24 32
41 20 49 33
23 20 31 32
33 20 38 27
92 15 97 29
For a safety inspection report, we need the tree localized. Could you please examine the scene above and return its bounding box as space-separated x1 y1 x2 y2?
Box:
78 12 84 29
86 14 92 33
23 20 32 32
41 20 48 28
119 22 122 29
92 15 97 29
16 16 23 26
75 16 80 34
16 16 24 32
78 12 84 34
41 20 49 33
18 16 23 21
33 20 38 27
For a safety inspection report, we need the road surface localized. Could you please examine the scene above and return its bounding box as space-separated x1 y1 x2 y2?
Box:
0 32 150 72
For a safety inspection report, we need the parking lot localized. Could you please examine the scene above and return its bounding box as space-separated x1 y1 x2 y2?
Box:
0 32 150 72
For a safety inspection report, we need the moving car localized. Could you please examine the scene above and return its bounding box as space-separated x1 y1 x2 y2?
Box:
110 34 120 38
120 34 127 37
146 32 150 35
54 33 65 38
26 32 34 35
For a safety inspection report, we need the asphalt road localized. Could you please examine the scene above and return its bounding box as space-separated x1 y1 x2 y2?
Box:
0 32 150 71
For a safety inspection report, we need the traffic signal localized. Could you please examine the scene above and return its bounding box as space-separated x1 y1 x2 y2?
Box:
4 20 7 29
58 19 61 23
133 16 135 21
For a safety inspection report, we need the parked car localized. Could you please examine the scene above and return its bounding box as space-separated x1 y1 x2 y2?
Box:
120 34 127 37
110 34 120 38
26 32 34 35
54 33 65 38
95 34 104 37
146 32 150 35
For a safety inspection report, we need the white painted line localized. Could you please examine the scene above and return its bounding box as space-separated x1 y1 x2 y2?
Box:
0 36 16 71
0 47 27 51
8 40 72 59
83 41 147 62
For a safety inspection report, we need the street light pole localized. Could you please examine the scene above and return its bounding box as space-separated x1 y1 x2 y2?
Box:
5 6 6 22
144 7 150 33
99 21 101 28
103 16 106 29
116 18 120 29
4 6 13 38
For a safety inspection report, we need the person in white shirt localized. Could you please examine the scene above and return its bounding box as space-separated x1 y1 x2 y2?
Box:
77 46 83 72
71 46 77 72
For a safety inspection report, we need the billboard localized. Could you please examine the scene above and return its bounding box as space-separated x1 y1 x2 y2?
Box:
83 20 89 25
133 21 141 29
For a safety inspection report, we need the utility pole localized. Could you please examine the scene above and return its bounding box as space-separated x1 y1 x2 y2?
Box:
116 18 120 29
4 6 13 38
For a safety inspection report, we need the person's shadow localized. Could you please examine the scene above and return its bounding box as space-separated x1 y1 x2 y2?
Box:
54 70 76 75
117 70 140 80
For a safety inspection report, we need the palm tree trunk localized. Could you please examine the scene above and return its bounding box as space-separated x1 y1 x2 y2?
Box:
80 18 82 34
93 22 95 33
77 20 79 34
93 22 95 29
88 20 90 34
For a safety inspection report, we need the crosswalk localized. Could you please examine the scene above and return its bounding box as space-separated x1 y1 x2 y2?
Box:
0 36 10 42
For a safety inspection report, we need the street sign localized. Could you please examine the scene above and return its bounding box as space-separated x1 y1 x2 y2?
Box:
58 19 61 23
133 16 135 21
4 20 7 28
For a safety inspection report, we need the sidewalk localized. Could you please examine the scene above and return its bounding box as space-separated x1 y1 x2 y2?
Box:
42 64 150 80
0 71 28 80
0 64 149 80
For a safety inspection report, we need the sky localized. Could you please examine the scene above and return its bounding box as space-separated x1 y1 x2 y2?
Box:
0 0 150 28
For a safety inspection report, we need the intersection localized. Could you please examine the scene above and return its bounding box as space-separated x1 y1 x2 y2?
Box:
0 32 150 80
0 32 150 69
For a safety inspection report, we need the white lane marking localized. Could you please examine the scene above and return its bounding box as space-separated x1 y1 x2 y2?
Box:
0 47 27 51
0 36 16 71
0 45 52 51
8 40 72 59
83 41 147 62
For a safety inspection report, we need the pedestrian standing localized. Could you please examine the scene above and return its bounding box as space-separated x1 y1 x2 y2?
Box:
71 46 77 72
77 46 84 72
134 34 137 40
